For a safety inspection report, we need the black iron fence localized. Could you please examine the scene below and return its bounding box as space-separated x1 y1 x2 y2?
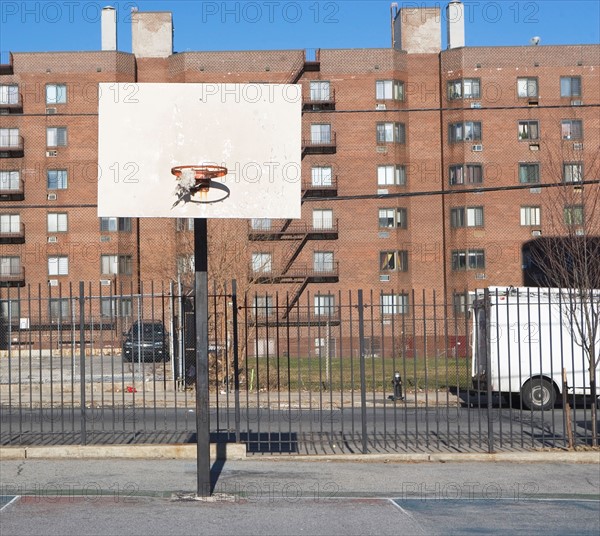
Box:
0 283 598 453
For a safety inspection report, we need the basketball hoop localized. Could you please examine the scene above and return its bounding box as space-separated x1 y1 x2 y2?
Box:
171 165 229 207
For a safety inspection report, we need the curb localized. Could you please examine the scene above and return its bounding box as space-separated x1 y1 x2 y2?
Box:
0 443 246 461
1 445 598 463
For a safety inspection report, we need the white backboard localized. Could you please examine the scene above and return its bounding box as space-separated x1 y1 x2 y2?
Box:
98 83 301 219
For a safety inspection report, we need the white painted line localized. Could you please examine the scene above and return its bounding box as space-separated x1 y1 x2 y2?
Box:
0 496 20 512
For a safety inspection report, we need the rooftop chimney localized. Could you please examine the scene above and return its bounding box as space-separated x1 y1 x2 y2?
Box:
446 1 465 49
392 4 441 53
131 11 173 58
101 6 117 51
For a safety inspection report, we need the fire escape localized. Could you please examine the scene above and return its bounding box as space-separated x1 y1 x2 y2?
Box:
249 50 339 321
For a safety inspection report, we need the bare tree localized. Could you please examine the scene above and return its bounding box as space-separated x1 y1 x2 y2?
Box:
529 140 600 445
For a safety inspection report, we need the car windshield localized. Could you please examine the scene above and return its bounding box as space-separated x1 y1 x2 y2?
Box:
130 324 163 337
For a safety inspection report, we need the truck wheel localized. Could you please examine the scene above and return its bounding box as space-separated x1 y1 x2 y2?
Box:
521 379 556 411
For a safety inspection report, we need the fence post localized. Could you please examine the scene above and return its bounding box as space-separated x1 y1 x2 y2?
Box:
79 281 87 446
232 280 241 443
358 290 368 454
484 288 494 453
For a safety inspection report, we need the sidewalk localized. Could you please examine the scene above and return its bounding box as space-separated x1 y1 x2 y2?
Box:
1 454 599 536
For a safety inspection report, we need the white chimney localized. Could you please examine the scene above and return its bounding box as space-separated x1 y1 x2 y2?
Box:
101 6 117 51
446 1 465 49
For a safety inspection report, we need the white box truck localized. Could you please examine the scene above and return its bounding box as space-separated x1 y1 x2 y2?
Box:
471 287 600 410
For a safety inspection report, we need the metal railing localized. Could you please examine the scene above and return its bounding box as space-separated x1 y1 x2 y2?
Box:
0 283 597 453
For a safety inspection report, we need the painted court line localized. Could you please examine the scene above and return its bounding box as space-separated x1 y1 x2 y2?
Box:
0 496 20 512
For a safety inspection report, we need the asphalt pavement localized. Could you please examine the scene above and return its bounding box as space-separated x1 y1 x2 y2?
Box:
1 454 599 535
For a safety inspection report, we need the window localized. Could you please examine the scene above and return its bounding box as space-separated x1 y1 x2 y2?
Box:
563 162 583 183
310 81 330 101
450 207 484 228
47 170 68 190
250 218 271 230
46 127 67 147
175 218 194 231
0 299 20 320
560 76 581 97
379 250 408 272
453 292 476 315
251 252 272 273
564 205 584 226
49 298 70 321
100 217 131 232
448 121 481 143
376 80 404 100
47 213 67 233
177 255 194 275
0 214 20 234
377 165 406 186
561 120 583 140
380 294 409 315
253 295 274 318
447 78 480 100
449 164 483 185
0 128 20 147
517 77 538 98
376 122 405 143
520 206 541 226
518 163 540 184
0 171 20 191
48 255 68 276
311 166 333 186
378 208 407 229
314 251 334 273
101 255 132 275
0 84 19 105
314 294 335 316
451 250 485 271
312 209 333 230
0 256 21 276
101 297 132 318
310 124 331 143
46 84 67 104
518 120 539 140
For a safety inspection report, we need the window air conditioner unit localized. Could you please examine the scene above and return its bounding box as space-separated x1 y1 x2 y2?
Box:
379 274 390 282
528 100 539 106
377 189 389 195
100 235 111 242
573 142 583 151
376 104 386 111
47 193 57 200
472 144 483 152
575 228 585 236
570 100 583 106
530 187 541 194
46 107 57 114
100 279 112 286
46 150 57 157
531 230 542 237
475 273 486 280
470 102 482 108
48 279 59 287
529 143 540 151
376 146 388 154
47 236 58 243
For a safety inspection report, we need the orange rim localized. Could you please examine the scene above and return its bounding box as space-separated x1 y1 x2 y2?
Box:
171 165 228 180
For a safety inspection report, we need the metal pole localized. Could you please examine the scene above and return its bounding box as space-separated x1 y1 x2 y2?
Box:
484 288 494 453
232 280 241 444
194 218 211 496
357 290 368 454
79 282 87 445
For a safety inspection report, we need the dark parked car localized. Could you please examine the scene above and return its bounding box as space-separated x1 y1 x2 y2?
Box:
122 321 169 362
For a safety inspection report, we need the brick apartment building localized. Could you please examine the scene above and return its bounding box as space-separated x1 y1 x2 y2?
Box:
0 2 599 329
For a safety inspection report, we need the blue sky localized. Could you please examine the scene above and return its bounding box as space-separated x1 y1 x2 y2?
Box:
1 1 599 54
